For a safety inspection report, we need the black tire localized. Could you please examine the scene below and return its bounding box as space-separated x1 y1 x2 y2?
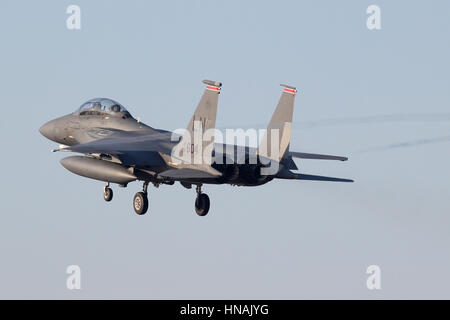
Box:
133 192 148 215
195 193 210 216
104 187 113 202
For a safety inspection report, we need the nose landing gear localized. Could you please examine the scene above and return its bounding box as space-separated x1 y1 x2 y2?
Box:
195 184 210 216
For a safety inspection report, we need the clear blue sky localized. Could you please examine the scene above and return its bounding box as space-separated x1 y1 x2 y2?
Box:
0 0 449 298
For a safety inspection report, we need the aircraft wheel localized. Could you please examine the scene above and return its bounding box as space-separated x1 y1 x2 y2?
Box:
133 192 148 215
195 193 210 216
103 187 113 202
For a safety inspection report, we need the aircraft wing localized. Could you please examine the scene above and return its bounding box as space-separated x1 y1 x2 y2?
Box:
70 129 174 153
289 151 348 161
66 129 174 167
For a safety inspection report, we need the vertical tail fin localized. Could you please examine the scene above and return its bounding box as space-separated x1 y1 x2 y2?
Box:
258 84 297 162
172 80 221 170
185 79 221 138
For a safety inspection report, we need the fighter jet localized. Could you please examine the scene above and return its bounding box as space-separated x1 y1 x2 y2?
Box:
39 80 352 216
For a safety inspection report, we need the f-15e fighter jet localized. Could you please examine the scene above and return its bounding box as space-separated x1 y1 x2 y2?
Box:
40 80 352 216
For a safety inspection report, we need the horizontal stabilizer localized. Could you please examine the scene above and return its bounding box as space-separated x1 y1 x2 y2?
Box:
290 151 348 161
276 168 353 182
295 173 353 182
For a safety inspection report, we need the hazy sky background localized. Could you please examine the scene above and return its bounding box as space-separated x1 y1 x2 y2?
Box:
0 0 449 299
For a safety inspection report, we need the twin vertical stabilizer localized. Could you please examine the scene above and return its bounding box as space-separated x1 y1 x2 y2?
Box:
258 84 297 162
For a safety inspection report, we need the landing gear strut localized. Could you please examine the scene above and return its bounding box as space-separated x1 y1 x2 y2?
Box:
103 183 113 202
194 184 210 216
133 182 149 215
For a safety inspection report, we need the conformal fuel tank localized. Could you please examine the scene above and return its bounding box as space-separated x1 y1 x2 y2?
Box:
60 156 137 184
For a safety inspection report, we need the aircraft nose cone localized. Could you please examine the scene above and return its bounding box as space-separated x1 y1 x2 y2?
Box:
39 121 54 140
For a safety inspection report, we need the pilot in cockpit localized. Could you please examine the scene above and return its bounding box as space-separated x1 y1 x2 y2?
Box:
110 104 121 113
76 98 132 118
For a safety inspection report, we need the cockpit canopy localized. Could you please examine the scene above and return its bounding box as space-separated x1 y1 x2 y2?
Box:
76 98 132 118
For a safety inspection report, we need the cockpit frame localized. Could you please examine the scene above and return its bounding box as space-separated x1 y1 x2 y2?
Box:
76 98 131 118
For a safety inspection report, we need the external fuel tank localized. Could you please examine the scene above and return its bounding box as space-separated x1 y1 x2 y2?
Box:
60 156 137 184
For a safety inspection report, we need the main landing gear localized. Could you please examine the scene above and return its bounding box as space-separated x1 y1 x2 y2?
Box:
101 181 149 215
103 183 113 202
133 182 149 215
103 182 210 217
195 184 210 217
